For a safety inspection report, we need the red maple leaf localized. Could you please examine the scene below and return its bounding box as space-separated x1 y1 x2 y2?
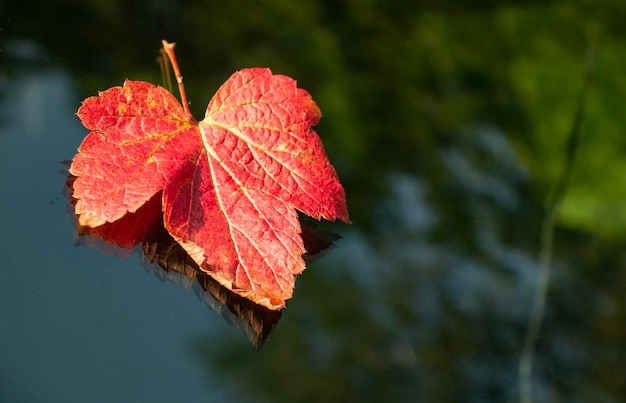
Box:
69 40 349 310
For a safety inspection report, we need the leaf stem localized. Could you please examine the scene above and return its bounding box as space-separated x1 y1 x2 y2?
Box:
161 40 195 122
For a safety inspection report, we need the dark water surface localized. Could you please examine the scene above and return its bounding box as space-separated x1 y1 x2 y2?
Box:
2 1 626 402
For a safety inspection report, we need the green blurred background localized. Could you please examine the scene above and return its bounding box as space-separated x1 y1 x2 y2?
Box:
2 0 626 402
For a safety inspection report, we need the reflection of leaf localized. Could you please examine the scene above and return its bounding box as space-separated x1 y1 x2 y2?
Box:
65 172 337 347
65 173 161 255
69 41 349 310
141 226 282 348
298 214 341 258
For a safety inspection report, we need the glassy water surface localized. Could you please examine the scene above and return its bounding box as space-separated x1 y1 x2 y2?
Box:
2 1 626 402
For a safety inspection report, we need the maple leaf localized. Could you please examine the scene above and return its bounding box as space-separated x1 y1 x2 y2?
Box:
69 40 349 310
